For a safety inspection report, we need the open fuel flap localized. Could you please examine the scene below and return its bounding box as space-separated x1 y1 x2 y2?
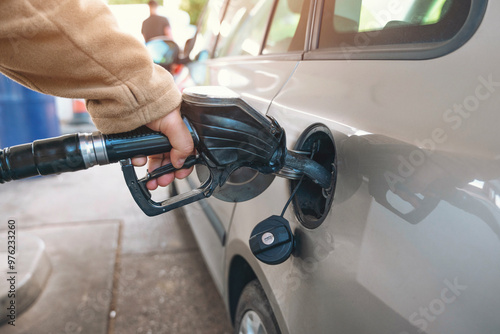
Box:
289 124 337 229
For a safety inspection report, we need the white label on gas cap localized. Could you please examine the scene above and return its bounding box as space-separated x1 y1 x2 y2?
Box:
262 232 275 245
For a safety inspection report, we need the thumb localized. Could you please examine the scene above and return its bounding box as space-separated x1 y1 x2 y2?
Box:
147 108 195 168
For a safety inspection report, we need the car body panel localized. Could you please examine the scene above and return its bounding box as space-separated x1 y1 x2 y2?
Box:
175 173 231 293
176 0 500 333
261 4 500 331
192 57 301 112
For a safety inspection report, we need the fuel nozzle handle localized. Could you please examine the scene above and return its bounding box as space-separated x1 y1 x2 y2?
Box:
0 118 196 183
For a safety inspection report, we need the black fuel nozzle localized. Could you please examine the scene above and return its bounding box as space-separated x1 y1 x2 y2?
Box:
180 87 332 187
121 87 333 215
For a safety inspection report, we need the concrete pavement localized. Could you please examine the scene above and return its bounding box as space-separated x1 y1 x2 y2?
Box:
0 128 233 333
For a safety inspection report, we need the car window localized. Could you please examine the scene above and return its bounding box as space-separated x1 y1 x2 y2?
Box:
318 0 471 49
214 0 274 58
263 0 311 54
189 0 225 60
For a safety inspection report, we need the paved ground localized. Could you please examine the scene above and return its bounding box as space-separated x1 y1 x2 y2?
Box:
0 123 233 333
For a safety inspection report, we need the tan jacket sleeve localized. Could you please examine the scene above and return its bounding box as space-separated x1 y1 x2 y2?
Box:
0 0 181 134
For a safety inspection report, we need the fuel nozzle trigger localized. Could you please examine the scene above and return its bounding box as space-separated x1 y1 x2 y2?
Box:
120 155 217 216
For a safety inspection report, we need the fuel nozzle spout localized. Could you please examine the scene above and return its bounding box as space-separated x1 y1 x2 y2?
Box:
281 150 333 190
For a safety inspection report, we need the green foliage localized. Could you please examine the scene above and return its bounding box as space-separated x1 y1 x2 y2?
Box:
180 0 207 25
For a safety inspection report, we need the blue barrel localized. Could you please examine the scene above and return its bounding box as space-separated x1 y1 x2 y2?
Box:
0 74 60 148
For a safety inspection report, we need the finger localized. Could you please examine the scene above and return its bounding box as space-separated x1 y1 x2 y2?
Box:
145 154 166 190
157 109 195 169
146 156 193 189
174 166 194 180
146 178 158 191
155 172 175 188
131 156 147 167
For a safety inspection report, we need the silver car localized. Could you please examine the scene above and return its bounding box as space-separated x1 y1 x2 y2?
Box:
174 0 500 333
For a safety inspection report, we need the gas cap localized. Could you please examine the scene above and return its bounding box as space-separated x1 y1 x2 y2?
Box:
249 215 295 265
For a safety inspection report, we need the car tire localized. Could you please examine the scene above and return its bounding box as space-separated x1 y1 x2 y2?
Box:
234 279 281 334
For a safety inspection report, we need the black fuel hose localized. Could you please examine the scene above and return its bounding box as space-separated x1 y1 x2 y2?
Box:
0 126 180 183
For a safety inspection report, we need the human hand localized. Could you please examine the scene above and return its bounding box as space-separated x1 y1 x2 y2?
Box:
132 107 195 190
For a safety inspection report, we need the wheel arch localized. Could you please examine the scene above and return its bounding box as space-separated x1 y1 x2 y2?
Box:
228 255 257 324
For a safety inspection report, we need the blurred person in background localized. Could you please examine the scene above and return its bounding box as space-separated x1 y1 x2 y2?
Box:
142 0 173 43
